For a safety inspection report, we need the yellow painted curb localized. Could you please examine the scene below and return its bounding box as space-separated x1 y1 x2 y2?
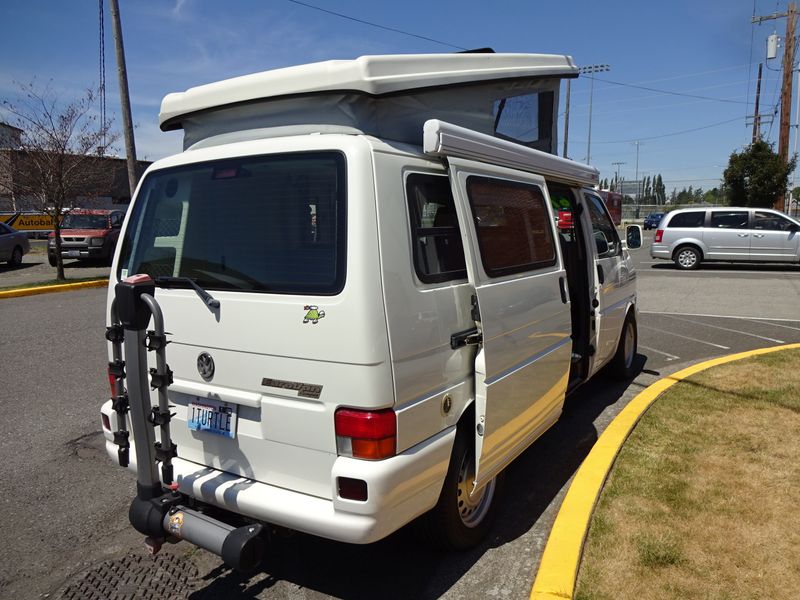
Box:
530 342 800 600
0 279 108 299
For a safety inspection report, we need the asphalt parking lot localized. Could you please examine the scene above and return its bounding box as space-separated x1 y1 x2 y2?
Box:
0 231 798 599
632 233 800 372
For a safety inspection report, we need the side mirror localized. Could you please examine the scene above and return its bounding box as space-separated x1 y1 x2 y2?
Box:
626 224 643 249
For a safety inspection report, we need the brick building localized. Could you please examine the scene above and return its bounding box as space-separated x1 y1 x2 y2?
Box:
0 122 150 211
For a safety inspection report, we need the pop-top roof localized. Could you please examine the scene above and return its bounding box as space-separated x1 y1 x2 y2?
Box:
159 53 578 131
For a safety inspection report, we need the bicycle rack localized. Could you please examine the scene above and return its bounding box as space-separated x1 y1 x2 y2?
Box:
110 274 265 572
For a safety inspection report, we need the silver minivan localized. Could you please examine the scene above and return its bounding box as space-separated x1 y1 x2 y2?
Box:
650 207 800 269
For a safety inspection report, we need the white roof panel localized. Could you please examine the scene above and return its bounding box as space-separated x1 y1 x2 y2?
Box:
159 52 577 130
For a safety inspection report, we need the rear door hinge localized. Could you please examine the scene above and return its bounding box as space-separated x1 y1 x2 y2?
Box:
451 327 483 350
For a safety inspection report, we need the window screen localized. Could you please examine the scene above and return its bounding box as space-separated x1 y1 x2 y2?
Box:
667 211 705 228
118 151 346 295
466 176 555 277
406 173 466 283
492 91 554 152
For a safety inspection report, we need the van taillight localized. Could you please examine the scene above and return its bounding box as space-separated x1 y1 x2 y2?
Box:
334 408 396 460
654 229 664 243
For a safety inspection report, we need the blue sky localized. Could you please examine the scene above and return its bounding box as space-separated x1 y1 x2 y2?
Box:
0 1 793 194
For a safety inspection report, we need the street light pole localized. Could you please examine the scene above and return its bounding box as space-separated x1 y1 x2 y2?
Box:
563 79 571 158
612 161 625 191
580 64 610 164
634 141 641 218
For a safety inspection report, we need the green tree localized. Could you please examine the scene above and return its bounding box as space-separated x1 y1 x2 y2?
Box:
655 174 665 204
723 140 795 208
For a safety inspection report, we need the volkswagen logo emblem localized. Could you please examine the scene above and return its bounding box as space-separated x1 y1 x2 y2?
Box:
197 352 215 382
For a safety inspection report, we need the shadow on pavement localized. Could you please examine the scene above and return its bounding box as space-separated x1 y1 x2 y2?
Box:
187 355 648 600
0 261 40 273
651 262 800 272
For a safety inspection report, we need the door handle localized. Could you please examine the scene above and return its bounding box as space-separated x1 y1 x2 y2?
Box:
596 264 605 284
737 233 749 237
753 234 765 238
558 276 569 304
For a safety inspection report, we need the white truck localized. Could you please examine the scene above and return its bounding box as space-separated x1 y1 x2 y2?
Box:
101 51 641 570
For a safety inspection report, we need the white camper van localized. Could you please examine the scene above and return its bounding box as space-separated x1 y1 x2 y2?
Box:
100 52 641 569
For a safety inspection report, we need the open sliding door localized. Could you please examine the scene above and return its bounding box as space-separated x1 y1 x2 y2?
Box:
445 157 573 490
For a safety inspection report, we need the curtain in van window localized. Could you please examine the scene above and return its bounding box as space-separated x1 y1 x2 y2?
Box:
466 176 555 277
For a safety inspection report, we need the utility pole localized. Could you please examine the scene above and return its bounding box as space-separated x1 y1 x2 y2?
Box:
752 63 763 143
753 3 797 210
109 0 139 197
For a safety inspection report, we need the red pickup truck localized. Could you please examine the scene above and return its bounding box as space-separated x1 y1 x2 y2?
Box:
48 209 125 266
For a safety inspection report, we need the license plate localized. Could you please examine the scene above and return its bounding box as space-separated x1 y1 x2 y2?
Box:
67 250 80 258
188 398 238 438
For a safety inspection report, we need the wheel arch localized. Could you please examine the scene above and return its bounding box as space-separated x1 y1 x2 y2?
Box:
670 240 705 260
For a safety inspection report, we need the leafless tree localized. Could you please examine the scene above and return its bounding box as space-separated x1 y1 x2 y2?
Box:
1 82 119 280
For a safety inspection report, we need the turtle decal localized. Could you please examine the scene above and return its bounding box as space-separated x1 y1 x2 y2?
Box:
303 305 326 324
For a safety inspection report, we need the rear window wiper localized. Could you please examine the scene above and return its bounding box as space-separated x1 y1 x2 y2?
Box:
154 276 220 309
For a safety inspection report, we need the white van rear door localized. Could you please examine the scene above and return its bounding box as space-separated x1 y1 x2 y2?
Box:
445 157 573 490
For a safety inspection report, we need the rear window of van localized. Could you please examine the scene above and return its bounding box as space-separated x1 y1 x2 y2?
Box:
118 151 346 295
667 211 705 228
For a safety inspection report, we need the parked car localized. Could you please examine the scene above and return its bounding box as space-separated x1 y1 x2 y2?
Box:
643 212 665 230
47 209 124 266
650 207 800 269
0 222 31 266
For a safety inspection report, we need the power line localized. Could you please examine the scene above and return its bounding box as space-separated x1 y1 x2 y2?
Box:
591 116 744 144
591 76 750 105
283 0 467 50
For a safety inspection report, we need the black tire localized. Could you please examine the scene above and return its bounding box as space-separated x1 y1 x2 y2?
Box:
8 246 23 266
673 245 701 270
48 254 57 267
422 423 503 550
608 312 638 380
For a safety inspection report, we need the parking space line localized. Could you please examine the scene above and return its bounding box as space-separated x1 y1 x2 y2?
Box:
748 319 800 332
640 310 800 323
638 344 680 361
641 325 731 350
662 315 785 344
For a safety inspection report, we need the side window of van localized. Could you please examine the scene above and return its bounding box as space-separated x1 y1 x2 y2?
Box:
466 176 556 277
753 211 796 231
585 193 621 259
667 211 705 228
710 211 748 229
406 173 467 283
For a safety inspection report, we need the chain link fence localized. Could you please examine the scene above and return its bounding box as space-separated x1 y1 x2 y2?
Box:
621 203 724 223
